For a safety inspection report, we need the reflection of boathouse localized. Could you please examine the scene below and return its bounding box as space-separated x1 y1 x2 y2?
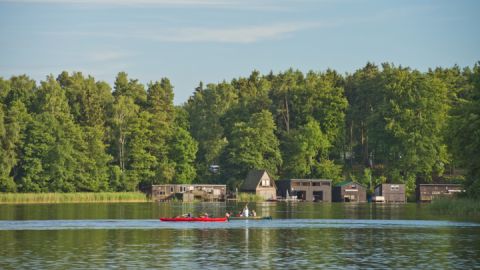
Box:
332 181 367 202
277 179 332 202
151 184 226 202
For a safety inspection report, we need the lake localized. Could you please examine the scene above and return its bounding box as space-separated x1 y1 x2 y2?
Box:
1 202 479 269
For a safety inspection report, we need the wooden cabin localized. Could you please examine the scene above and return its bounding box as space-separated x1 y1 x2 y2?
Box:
417 184 464 202
240 170 277 200
151 184 226 202
332 181 367 202
277 179 332 202
374 184 406 203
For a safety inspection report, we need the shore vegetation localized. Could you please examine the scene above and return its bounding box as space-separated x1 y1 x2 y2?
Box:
0 192 149 204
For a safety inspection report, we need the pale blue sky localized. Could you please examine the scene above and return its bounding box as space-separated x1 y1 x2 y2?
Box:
1 0 479 104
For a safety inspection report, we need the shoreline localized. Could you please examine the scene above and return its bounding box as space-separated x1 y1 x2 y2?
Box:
0 192 150 204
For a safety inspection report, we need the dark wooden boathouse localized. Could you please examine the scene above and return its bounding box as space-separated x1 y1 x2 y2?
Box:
151 184 226 202
277 179 332 202
332 181 367 202
417 184 464 202
374 183 406 203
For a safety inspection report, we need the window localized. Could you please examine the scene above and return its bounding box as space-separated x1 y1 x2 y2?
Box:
312 182 321 186
390 185 399 191
170 187 174 193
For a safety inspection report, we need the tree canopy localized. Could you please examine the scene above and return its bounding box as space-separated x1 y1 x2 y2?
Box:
0 63 479 198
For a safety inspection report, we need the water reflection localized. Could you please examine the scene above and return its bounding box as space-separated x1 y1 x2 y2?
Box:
0 202 478 223
1 224 479 269
0 203 480 269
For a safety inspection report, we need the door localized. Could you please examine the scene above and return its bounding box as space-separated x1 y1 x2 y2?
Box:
313 191 323 202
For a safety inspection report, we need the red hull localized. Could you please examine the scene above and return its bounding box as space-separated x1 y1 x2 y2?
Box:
160 217 228 222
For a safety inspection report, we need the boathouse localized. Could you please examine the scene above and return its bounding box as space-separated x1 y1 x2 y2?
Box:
240 170 277 200
151 184 226 202
277 179 332 202
374 183 406 203
332 181 367 202
417 184 464 202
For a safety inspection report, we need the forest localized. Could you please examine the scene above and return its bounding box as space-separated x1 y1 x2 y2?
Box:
0 62 479 198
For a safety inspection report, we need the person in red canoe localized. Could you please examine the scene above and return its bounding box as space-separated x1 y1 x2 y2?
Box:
199 212 209 218
177 213 192 218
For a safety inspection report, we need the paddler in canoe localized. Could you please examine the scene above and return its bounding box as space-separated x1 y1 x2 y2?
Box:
227 204 271 220
240 204 256 217
232 204 255 217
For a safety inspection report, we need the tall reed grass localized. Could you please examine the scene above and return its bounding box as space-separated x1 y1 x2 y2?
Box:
0 192 149 204
429 197 480 216
236 193 265 202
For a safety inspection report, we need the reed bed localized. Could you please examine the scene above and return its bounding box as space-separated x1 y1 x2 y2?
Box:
429 197 480 216
0 192 149 204
236 193 265 202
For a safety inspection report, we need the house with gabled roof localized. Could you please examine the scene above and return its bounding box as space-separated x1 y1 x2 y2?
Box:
240 170 277 200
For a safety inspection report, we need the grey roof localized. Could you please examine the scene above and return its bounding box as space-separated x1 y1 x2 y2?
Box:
240 170 273 191
374 183 405 188
278 179 332 182
290 179 331 182
418 183 463 186
334 180 366 188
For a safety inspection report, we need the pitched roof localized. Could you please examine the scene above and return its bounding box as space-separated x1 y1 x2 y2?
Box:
240 170 272 191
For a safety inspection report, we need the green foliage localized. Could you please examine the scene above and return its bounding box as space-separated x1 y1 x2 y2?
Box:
18 77 91 192
224 110 282 181
185 82 237 183
0 63 478 196
168 126 198 184
447 63 480 198
126 111 156 190
282 118 330 178
113 72 147 106
345 64 451 197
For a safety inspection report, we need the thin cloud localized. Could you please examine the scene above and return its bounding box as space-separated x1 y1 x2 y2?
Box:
87 51 131 62
0 0 276 9
152 22 324 43
0 0 229 4
44 22 327 44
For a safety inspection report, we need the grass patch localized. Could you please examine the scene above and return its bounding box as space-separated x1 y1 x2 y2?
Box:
236 193 265 202
0 192 149 204
429 197 480 216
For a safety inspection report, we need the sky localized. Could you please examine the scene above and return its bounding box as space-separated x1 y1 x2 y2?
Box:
1 0 479 104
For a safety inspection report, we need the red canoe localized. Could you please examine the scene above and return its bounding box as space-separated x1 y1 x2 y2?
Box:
160 217 228 222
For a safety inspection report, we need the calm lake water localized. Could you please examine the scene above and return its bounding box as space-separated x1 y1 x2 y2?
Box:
1 202 479 269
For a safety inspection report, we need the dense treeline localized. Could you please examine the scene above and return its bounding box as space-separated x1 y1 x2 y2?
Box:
0 63 479 198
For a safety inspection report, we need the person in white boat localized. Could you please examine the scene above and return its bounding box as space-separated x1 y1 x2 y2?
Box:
243 205 249 217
